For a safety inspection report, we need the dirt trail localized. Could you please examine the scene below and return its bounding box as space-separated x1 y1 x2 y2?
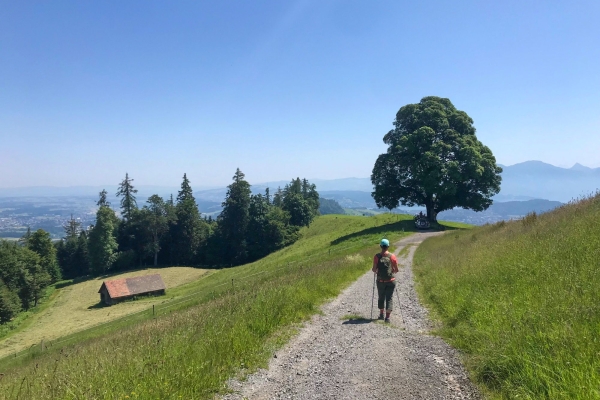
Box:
222 232 480 400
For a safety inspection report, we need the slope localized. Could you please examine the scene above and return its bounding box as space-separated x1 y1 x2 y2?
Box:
0 214 441 399
0 267 209 358
413 193 600 398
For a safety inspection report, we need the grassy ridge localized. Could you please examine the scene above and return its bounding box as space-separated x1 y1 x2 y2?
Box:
0 214 418 399
413 194 600 399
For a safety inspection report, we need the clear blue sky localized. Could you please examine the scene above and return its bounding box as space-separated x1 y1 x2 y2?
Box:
2 0 599 188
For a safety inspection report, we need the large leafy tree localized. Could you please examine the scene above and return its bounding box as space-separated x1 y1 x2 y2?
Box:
281 178 319 227
0 240 50 311
371 96 502 221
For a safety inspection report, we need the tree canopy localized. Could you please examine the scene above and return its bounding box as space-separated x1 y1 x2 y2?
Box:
371 96 502 221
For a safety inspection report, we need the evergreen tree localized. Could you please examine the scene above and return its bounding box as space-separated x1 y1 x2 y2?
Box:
63 215 81 240
140 195 173 266
273 187 284 207
170 174 205 265
246 192 298 261
28 229 61 282
18 227 31 247
116 173 138 221
56 228 90 279
88 206 118 275
73 231 90 277
217 168 252 265
97 189 110 207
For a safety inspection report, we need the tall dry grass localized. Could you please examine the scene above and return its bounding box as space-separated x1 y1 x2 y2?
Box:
414 193 600 399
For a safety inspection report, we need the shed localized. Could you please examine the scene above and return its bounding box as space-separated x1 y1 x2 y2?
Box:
98 274 166 306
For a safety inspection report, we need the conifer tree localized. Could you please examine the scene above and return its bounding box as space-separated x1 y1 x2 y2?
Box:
97 189 110 207
88 206 118 275
139 195 173 266
217 168 251 265
18 227 31 247
116 173 138 221
170 174 205 265
28 229 61 282
63 215 81 239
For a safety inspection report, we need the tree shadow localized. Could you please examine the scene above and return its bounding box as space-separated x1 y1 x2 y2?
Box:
341 317 373 325
54 275 92 289
330 219 466 246
330 220 416 246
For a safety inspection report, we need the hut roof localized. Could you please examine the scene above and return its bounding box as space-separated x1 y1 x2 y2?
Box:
98 274 166 299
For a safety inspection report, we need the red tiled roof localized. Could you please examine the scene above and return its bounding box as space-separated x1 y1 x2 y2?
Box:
99 274 166 299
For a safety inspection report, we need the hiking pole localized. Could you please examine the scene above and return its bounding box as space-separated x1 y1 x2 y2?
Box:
371 273 376 320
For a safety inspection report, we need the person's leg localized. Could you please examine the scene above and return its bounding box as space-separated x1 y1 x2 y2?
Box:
385 281 396 322
376 281 385 318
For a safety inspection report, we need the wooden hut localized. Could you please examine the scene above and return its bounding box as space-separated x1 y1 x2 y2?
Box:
98 274 166 306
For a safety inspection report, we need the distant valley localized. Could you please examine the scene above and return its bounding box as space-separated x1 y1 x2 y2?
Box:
0 161 597 238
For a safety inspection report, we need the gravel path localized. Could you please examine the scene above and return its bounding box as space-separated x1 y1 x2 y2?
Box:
222 233 480 400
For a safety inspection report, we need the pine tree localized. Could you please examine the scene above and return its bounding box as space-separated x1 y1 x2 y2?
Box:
217 168 251 265
63 214 81 240
88 206 118 275
171 174 205 265
116 173 138 221
18 227 31 247
140 195 173 266
97 189 110 207
28 229 61 282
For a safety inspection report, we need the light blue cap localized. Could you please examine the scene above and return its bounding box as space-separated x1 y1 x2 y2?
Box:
380 239 390 247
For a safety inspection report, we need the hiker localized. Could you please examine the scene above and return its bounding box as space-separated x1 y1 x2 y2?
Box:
372 239 399 323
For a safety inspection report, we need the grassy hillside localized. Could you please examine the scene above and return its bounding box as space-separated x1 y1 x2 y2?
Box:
0 267 209 358
0 214 431 399
413 193 600 399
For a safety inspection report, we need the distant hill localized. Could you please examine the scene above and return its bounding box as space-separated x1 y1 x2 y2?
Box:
2 160 598 209
499 161 600 202
318 198 345 215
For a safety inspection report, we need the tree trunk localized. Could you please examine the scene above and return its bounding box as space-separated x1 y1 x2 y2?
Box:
425 202 438 222
154 251 158 267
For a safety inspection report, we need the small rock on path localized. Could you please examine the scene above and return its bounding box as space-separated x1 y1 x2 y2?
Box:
222 232 480 400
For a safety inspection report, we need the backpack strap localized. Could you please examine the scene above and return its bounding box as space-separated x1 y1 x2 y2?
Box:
376 253 382 260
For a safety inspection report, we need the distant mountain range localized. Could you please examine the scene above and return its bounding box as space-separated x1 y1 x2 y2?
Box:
1 161 598 205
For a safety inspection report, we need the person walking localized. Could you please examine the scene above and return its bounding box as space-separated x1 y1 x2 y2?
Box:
372 238 399 323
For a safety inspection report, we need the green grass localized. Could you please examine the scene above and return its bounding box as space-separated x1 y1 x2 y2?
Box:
413 194 600 399
343 208 385 216
0 285 58 341
0 214 428 399
0 267 210 358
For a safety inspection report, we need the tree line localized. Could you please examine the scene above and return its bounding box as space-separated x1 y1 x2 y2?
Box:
0 169 320 323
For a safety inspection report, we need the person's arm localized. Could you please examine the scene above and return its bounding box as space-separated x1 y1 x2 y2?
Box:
391 254 399 273
372 254 379 273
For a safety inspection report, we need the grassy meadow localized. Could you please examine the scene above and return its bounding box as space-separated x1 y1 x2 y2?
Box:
413 193 600 399
0 213 431 399
0 267 210 359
